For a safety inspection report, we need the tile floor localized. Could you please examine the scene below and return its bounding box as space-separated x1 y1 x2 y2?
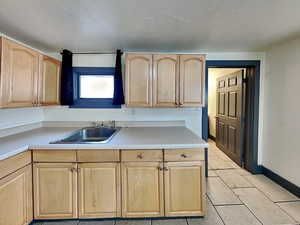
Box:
32 140 300 225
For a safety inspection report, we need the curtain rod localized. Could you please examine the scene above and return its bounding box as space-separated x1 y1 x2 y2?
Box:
60 51 123 55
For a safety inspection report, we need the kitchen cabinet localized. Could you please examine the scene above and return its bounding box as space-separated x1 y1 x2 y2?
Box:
125 53 205 108
78 163 121 218
179 55 205 107
121 162 164 217
0 164 33 225
0 37 61 109
33 163 78 219
38 55 61 106
0 37 39 108
164 161 206 217
153 54 179 107
125 54 153 107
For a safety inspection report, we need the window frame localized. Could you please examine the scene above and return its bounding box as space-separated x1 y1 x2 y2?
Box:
71 67 121 108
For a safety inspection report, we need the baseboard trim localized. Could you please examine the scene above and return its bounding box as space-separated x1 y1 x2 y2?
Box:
208 135 216 141
261 166 300 198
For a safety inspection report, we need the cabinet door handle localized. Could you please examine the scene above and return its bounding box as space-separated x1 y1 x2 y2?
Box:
181 154 187 158
70 168 76 172
137 154 143 159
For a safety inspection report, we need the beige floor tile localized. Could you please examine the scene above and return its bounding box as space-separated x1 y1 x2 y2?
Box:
216 205 262 225
79 220 115 225
216 169 254 188
208 170 218 177
233 188 297 225
236 168 252 176
277 201 300 223
152 219 187 225
42 221 79 225
115 219 151 225
206 177 241 205
208 156 238 170
187 198 224 225
244 175 299 202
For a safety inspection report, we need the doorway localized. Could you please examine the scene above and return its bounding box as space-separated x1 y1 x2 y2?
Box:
202 61 261 174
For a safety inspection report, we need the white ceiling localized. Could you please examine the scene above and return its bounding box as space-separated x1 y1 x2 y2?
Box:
1 0 300 53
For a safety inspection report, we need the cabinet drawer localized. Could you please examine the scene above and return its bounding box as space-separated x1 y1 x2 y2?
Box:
77 150 119 162
33 150 76 162
121 150 163 162
0 151 31 179
164 149 204 161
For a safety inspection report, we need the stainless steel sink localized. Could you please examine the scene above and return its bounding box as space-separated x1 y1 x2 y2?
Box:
50 126 121 144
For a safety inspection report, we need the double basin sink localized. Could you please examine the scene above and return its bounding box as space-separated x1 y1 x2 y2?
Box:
51 126 120 144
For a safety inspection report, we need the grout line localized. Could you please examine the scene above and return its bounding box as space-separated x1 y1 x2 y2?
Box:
206 195 225 225
274 199 300 203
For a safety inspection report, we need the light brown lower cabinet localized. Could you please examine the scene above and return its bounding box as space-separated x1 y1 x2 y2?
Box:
0 165 33 225
121 162 164 218
33 163 78 219
78 163 121 218
164 161 206 217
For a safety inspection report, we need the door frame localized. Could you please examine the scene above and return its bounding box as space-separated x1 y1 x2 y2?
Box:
202 60 261 174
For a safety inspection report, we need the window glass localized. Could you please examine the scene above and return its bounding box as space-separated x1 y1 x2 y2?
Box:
80 75 114 98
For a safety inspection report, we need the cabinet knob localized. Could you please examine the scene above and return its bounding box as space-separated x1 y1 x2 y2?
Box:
157 166 163 171
137 154 143 159
181 154 187 158
163 167 169 171
70 168 76 172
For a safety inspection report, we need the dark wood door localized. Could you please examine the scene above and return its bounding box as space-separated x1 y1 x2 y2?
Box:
216 70 244 166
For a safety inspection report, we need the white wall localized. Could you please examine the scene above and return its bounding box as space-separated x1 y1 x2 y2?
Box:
262 38 300 187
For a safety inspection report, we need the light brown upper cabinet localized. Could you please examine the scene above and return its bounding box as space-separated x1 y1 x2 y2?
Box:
125 54 153 107
153 54 179 107
125 53 205 108
179 55 205 107
0 37 39 108
0 37 61 109
38 55 61 106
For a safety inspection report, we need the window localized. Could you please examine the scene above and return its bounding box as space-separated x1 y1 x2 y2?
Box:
72 67 120 108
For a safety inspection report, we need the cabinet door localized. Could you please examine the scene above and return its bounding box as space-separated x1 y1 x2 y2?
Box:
164 161 206 217
125 54 152 107
121 162 164 217
78 163 121 218
179 55 205 107
0 165 33 225
33 163 77 219
0 38 39 108
39 55 61 106
153 54 179 107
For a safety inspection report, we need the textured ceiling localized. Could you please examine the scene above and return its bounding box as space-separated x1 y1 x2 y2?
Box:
1 0 300 52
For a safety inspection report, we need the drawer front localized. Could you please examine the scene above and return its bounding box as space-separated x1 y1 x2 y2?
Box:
121 150 163 162
33 150 76 162
0 151 31 179
164 149 204 161
77 150 119 162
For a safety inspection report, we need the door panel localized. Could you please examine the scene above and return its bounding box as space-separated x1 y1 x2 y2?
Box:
164 162 206 217
125 54 152 107
153 54 179 107
33 163 77 219
39 56 61 105
78 163 120 218
179 55 205 107
216 70 244 165
0 165 32 225
121 162 164 217
1 38 39 108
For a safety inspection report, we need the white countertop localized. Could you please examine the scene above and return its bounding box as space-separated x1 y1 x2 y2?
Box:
0 126 208 160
